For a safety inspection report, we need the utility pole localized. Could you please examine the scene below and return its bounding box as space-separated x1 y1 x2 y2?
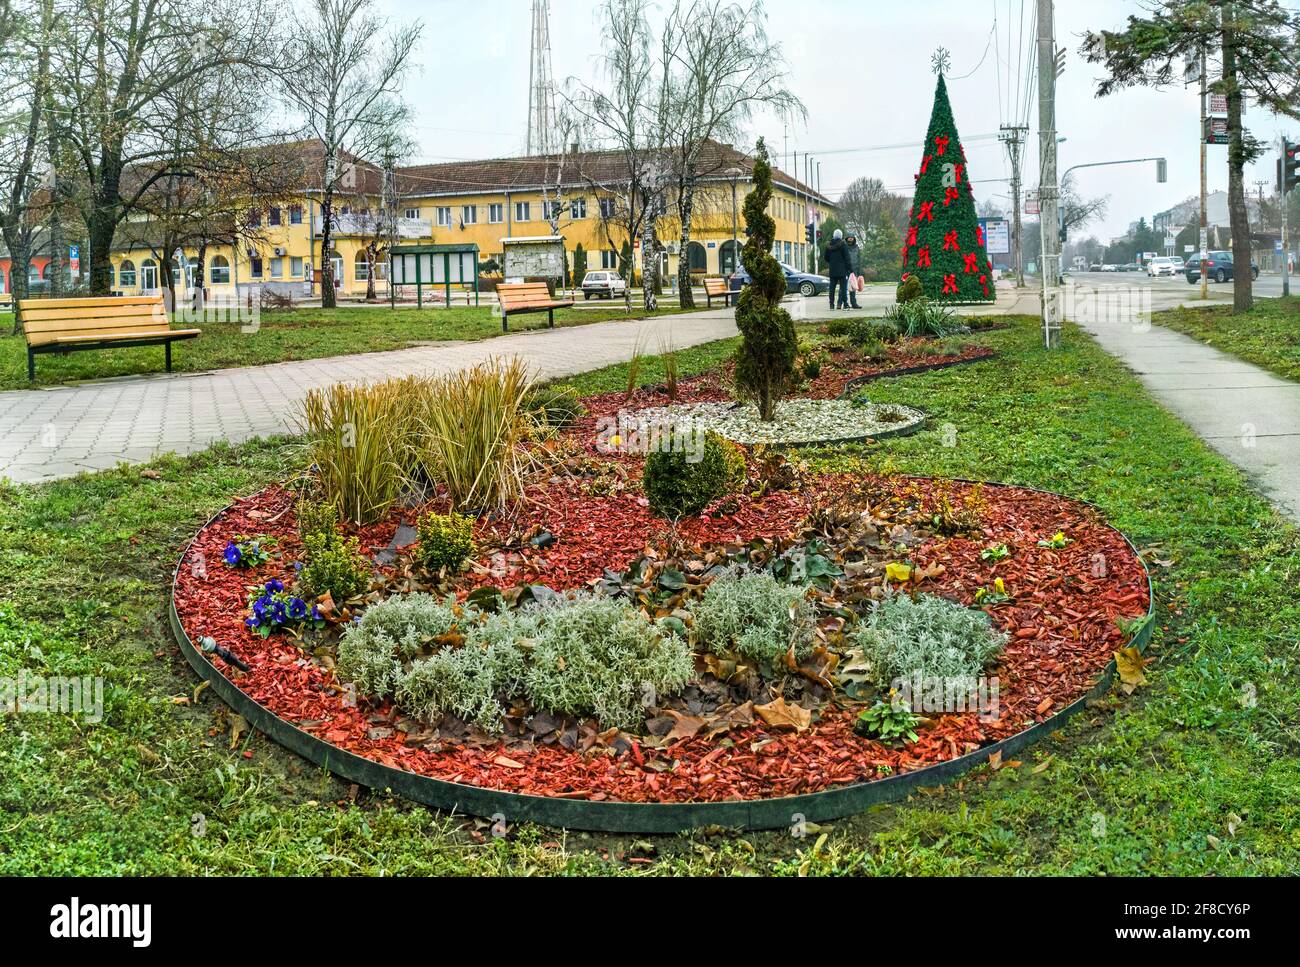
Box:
999 124 1029 287
1198 47 1209 300
1036 0 1062 348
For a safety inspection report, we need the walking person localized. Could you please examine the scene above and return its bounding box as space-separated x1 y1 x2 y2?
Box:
825 228 852 310
844 232 863 309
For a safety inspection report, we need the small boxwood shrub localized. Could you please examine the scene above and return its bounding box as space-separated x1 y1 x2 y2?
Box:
523 593 693 729
642 431 737 519
298 530 371 603
896 273 924 304
692 567 817 666
296 499 339 544
848 590 1007 686
416 512 476 572
523 384 587 429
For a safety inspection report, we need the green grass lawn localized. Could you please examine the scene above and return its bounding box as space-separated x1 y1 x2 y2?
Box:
1 316 1297 874
0 302 688 391
1153 296 1300 382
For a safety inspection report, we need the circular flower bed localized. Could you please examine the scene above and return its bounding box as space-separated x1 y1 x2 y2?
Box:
171 473 1152 830
631 398 925 445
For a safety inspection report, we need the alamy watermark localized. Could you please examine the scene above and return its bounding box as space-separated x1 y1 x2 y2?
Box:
1 671 104 723
1064 283 1152 332
595 410 707 462
891 672 1001 723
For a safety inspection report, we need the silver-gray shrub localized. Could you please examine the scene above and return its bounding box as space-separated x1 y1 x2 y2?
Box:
691 567 817 665
849 590 1007 685
336 592 460 699
523 593 694 730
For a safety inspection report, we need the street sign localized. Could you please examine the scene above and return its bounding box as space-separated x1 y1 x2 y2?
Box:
1204 117 1229 145
1025 189 1040 215
1184 244 1195 253
1208 93 1228 116
69 244 80 278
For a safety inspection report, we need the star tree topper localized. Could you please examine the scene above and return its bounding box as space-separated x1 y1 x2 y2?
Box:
931 47 951 75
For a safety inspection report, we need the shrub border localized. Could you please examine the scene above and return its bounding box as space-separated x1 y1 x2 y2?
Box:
169 479 1155 833
838 349 998 397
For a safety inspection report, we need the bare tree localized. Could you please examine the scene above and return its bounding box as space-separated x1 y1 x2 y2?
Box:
663 0 804 307
44 0 283 296
0 0 50 333
837 176 908 238
564 0 670 312
284 0 421 309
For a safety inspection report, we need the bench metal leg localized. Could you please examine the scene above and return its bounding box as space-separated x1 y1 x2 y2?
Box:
28 348 35 381
502 312 508 333
165 342 173 372
548 308 554 328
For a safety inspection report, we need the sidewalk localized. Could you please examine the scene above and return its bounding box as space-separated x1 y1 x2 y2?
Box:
0 307 738 485
1070 297 1300 521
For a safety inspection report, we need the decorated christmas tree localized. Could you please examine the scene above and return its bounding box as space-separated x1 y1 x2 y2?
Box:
900 53 995 304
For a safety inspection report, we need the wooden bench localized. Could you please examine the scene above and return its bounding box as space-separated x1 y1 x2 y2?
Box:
703 276 734 308
496 282 574 332
19 295 201 380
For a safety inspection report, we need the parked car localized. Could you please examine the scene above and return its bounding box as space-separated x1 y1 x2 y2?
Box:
730 262 830 297
1117 263 1141 272
1101 264 1118 272
1185 250 1259 284
581 270 628 299
1147 256 1179 277
1089 263 1104 272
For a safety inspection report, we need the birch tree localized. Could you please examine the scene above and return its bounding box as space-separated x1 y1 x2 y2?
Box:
283 0 420 309
665 0 803 307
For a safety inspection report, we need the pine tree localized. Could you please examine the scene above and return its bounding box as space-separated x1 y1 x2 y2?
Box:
901 73 995 303
734 138 797 422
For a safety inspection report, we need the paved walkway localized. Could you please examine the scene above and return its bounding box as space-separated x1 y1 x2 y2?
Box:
1068 285 1300 521
0 307 739 484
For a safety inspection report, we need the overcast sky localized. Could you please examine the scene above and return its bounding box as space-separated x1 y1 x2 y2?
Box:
374 0 1297 241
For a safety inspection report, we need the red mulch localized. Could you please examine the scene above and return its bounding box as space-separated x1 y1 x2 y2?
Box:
173 477 1149 804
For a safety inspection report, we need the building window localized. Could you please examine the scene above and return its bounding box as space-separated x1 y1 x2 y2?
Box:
570 198 587 219
209 255 231 284
436 206 452 226
119 259 136 287
269 206 282 227
784 241 792 264
542 200 564 221
601 250 618 269
514 201 530 222
461 205 477 225
599 197 616 219
269 257 283 278
247 209 261 227
291 256 304 277
249 257 263 279
489 203 503 223
289 205 303 225
404 207 420 220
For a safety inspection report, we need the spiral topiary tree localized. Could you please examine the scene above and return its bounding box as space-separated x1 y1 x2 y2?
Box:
733 138 797 422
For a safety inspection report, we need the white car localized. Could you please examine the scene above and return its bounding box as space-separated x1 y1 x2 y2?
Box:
1147 257 1179 277
581 270 627 300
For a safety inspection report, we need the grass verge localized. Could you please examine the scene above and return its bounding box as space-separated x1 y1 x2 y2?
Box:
0 316 1297 874
0 302 689 390
1152 296 1300 382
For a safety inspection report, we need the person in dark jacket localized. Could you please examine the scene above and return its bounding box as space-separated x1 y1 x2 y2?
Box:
844 233 863 309
824 228 852 309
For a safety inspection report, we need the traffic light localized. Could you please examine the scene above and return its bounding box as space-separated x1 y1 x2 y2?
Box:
1280 139 1299 195
805 223 814 244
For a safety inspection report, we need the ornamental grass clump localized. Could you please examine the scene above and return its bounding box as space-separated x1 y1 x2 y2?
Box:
523 593 693 729
849 590 1007 686
691 567 817 666
885 298 967 338
299 380 407 526
411 358 536 513
733 138 798 422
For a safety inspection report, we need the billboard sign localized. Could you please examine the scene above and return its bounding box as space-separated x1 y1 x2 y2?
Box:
979 217 1011 255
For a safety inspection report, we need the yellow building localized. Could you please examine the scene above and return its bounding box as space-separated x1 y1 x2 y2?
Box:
106 138 834 301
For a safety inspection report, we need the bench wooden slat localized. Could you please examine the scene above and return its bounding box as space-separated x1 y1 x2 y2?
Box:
703 278 728 294
21 295 163 310
52 329 201 344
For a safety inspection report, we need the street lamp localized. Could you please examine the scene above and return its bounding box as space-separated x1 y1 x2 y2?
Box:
726 165 743 278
